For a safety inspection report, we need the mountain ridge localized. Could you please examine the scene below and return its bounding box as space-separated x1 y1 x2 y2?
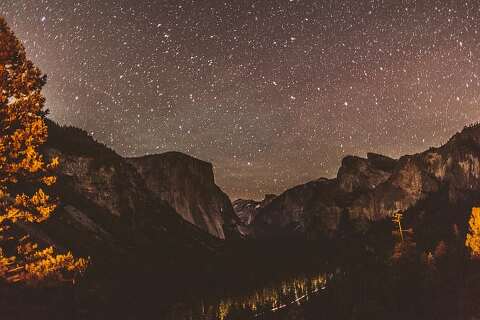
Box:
236 123 480 242
38 119 240 262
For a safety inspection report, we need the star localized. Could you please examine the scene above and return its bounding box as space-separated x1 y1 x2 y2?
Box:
1 0 479 200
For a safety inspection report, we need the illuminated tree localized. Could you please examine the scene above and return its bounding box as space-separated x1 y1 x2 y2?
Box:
466 207 480 258
0 17 87 284
392 212 404 241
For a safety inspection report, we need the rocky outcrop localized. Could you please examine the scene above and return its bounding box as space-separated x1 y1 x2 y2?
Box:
248 124 480 238
127 153 239 239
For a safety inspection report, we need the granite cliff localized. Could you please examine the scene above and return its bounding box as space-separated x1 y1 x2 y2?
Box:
36 120 240 263
127 153 239 239
243 124 480 240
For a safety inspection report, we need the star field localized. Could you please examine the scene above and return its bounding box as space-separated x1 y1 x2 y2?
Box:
1 0 480 200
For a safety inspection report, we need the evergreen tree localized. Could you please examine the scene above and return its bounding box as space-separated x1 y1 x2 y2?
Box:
0 17 87 284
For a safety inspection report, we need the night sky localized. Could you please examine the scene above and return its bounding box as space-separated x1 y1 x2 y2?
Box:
1 1 480 200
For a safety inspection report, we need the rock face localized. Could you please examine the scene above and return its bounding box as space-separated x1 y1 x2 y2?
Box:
337 153 397 193
127 153 239 239
37 120 238 262
251 178 345 238
233 194 276 236
246 124 480 238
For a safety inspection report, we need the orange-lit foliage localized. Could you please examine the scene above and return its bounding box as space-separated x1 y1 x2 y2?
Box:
466 207 480 257
0 17 87 284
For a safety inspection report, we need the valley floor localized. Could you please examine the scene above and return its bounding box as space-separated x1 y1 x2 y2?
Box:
2 238 480 320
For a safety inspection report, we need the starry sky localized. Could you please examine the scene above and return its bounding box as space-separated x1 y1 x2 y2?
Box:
1 0 480 200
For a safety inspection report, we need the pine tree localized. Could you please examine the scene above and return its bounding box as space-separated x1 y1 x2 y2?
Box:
466 207 480 258
0 17 87 284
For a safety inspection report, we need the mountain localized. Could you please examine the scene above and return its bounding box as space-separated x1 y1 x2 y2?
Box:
127 153 239 239
244 124 480 244
233 194 276 236
37 120 240 262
